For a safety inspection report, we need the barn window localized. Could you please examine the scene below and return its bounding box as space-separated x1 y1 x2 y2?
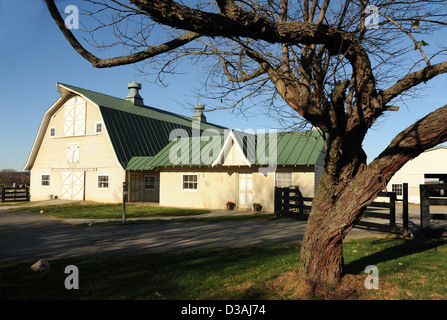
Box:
95 122 103 134
182 174 198 191
392 184 403 196
49 127 56 138
98 175 109 189
41 175 50 187
276 172 293 188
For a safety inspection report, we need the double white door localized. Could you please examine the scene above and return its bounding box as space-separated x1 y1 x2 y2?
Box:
61 171 84 200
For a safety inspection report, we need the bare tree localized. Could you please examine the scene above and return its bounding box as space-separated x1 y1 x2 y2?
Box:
0 169 30 187
46 0 447 294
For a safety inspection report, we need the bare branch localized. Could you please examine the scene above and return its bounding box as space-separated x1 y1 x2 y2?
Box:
45 0 201 68
379 11 431 66
382 61 447 104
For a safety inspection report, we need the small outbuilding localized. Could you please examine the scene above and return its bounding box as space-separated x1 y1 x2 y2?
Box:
387 146 447 203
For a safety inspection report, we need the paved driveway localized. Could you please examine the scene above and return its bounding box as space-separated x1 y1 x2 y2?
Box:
0 203 445 262
0 209 309 262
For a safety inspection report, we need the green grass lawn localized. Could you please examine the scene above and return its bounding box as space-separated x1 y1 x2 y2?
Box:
12 202 211 219
1 236 446 300
0 201 32 206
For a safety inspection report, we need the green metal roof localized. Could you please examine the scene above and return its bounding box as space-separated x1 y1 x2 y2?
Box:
58 83 226 168
126 156 154 171
128 130 324 170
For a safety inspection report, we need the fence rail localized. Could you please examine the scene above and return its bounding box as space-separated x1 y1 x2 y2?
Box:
274 184 409 234
274 187 311 218
0 186 30 203
420 183 447 234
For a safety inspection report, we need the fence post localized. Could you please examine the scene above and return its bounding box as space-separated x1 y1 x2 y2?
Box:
402 183 409 236
122 182 128 224
420 184 430 234
1 187 4 203
389 192 397 232
274 187 280 217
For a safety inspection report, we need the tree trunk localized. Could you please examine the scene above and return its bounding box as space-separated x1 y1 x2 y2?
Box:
299 181 362 289
298 145 371 291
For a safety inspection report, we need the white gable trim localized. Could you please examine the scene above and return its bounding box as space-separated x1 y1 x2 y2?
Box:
23 97 64 170
211 130 252 167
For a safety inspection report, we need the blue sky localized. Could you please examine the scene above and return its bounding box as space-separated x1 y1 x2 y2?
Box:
0 0 446 171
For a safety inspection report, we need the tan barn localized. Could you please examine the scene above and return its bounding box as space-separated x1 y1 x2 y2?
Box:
24 82 325 211
127 130 325 211
387 146 447 203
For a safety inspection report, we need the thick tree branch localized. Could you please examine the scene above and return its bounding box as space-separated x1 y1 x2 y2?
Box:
244 47 329 131
45 0 201 68
132 0 363 55
382 61 447 104
338 102 447 228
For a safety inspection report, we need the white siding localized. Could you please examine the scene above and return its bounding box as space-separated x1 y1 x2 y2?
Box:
387 147 447 203
29 95 124 203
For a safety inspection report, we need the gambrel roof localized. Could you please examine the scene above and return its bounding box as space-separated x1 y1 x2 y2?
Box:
24 82 225 170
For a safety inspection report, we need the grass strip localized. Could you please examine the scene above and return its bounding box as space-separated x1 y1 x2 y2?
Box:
1 236 446 300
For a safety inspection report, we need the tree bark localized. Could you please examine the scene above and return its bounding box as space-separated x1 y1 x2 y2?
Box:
299 155 365 288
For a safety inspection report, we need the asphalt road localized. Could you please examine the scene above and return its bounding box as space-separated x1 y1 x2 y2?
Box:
0 203 446 262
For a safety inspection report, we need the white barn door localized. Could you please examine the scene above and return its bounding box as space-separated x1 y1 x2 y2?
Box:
64 97 86 137
61 171 84 200
239 173 253 208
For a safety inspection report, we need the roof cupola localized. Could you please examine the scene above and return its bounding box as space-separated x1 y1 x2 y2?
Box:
192 103 207 124
125 81 144 106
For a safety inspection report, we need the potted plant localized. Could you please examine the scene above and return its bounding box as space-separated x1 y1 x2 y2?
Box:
226 201 235 210
253 203 262 212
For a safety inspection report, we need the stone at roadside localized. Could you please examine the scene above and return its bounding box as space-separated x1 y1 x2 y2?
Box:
30 259 51 272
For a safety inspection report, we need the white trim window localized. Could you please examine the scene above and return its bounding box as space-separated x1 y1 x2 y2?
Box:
98 175 109 189
392 184 403 196
67 143 80 163
182 174 198 191
95 122 103 134
276 172 293 188
41 174 50 187
49 127 56 138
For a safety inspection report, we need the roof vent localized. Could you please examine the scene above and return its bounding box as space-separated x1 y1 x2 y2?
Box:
192 103 207 124
125 81 144 106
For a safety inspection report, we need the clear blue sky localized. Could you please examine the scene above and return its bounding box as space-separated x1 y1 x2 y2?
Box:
1 0 446 171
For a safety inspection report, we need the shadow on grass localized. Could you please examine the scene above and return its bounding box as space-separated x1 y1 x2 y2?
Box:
0 244 300 300
344 233 447 275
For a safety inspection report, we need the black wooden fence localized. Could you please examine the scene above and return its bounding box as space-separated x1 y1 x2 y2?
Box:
420 183 447 234
274 184 409 234
274 187 312 218
0 186 30 203
370 191 397 232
